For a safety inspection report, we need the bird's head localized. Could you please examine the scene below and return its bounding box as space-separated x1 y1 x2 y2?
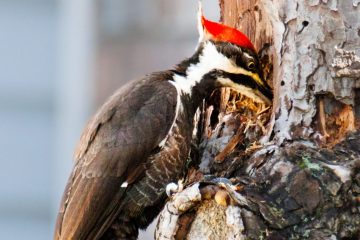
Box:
185 4 273 105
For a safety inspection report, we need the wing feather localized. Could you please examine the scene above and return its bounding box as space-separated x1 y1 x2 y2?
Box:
55 72 177 239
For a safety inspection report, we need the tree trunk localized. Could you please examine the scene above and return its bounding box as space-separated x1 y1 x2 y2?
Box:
156 1 360 239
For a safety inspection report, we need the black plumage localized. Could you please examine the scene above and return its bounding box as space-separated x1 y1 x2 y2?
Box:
55 72 189 239
54 37 272 239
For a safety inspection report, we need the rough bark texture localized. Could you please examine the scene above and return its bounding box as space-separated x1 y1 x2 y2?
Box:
156 1 360 239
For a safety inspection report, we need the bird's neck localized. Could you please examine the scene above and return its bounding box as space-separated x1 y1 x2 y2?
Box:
170 42 221 112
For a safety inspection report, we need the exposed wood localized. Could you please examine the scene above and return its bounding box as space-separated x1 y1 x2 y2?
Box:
317 96 329 139
214 125 245 163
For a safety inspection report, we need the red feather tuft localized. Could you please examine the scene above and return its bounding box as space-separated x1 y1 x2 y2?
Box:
201 16 256 52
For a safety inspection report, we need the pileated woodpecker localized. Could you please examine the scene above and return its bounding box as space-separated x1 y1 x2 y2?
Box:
54 6 273 240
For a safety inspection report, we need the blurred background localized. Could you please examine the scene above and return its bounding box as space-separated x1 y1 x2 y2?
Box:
0 0 218 239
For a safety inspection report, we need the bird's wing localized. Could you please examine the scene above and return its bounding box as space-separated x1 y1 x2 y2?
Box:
54 73 178 240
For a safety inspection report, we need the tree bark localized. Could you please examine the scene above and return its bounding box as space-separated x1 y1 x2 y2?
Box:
156 1 360 239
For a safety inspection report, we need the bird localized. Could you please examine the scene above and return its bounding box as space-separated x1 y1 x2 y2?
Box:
54 4 273 240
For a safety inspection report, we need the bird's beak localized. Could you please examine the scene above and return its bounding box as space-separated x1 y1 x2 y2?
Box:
255 76 273 105
218 72 273 105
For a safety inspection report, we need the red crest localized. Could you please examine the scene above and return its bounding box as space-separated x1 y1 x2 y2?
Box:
199 13 256 52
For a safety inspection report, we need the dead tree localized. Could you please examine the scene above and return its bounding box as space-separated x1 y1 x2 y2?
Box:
156 1 360 239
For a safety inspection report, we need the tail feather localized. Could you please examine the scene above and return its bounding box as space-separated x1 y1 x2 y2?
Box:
54 172 127 240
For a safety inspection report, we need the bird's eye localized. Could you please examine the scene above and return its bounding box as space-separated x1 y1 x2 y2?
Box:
248 61 255 69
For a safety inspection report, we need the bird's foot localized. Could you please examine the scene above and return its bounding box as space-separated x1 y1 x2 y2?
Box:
165 179 184 196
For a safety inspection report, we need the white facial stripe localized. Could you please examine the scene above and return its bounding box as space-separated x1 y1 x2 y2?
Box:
199 41 246 75
217 78 269 104
172 41 260 95
243 52 253 61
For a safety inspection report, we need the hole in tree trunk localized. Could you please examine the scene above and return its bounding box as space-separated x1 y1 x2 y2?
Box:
308 84 315 91
314 94 356 146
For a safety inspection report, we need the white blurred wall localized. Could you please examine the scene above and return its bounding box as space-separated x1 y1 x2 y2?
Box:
0 0 57 239
0 1 218 239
